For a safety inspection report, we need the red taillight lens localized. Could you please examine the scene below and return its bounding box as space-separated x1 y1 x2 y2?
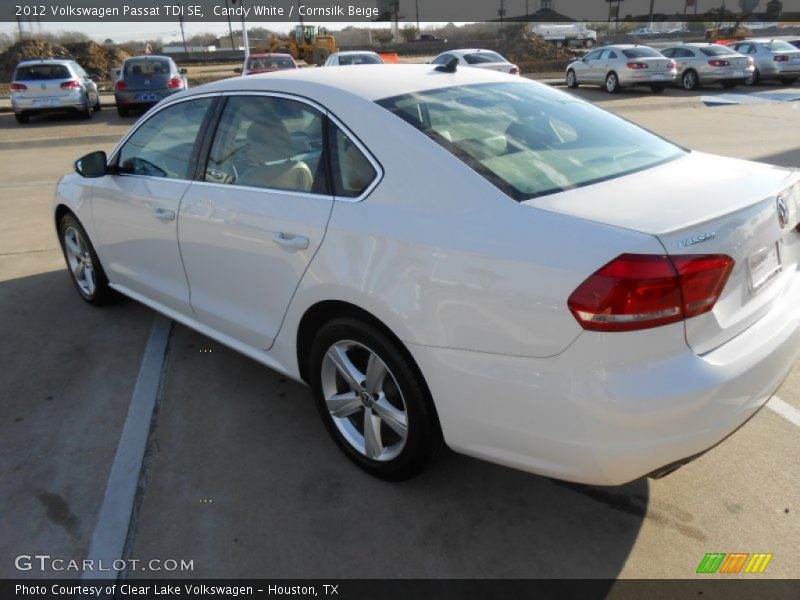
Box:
774 55 790 62
667 59 677 70
115 80 128 90
567 254 734 332
510 65 520 75
60 80 81 89
168 77 183 88
708 59 731 67
626 61 649 70
11 82 27 91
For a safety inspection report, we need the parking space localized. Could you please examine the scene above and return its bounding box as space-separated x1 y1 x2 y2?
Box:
0 84 798 580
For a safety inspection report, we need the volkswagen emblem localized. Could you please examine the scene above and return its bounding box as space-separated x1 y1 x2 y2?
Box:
777 195 789 229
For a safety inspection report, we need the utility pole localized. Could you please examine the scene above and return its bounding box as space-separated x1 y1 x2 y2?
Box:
498 0 506 28
648 0 655 28
416 0 420 31
16 14 24 41
178 12 188 52
225 0 235 50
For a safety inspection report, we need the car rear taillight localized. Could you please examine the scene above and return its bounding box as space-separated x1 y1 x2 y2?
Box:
774 55 790 62
60 80 81 89
509 65 520 75
747 57 755 67
708 59 731 67
168 77 183 88
115 80 128 90
10 82 27 92
667 59 677 70
626 61 649 70
567 253 734 332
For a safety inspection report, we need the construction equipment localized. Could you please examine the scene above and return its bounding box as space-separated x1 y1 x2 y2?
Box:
258 25 339 66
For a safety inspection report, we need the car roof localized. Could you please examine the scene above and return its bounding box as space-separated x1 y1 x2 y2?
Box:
249 53 294 58
181 64 521 102
602 44 654 50
445 49 500 56
16 58 75 67
124 55 173 62
331 51 380 56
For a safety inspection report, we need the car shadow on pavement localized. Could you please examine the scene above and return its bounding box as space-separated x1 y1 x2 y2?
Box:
128 322 649 580
755 147 800 169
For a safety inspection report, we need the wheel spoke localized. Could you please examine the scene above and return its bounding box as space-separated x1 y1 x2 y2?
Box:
326 391 362 419
326 345 364 391
364 353 387 395
83 265 95 293
65 235 81 256
373 396 408 439
72 262 84 280
363 408 383 459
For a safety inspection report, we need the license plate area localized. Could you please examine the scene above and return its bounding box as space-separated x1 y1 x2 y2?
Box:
652 74 665 80
137 93 159 102
748 243 782 294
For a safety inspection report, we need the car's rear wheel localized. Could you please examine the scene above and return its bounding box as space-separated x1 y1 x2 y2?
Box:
58 213 115 305
308 317 443 481
81 94 93 119
650 84 667 93
93 96 102 111
745 69 759 86
681 69 699 90
605 72 621 93
14 112 29 124
779 77 798 85
566 69 579 88
117 105 130 117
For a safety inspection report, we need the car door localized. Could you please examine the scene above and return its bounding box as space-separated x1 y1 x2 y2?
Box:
575 49 602 83
91 96 216 315
177 94 338 349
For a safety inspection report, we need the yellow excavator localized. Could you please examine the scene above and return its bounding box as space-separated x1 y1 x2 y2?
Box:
258 25 339 66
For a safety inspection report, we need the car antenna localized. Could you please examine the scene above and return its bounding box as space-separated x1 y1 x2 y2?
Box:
435 58 458 73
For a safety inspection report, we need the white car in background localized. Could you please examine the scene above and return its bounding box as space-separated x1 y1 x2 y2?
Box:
54 65 800 484
431 49 520 75
324 51 384 66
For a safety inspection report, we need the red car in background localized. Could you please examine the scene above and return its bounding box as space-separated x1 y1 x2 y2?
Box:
235 53 299 76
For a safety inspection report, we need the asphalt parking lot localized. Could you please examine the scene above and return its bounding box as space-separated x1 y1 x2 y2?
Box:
0 83 798 580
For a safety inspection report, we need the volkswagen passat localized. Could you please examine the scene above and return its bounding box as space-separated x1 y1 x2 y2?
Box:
55 65 800 484
566 45 677 93
728 39 800 85
661 43 754 90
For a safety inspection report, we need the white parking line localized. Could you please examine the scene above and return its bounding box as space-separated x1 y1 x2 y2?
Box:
767 396 800 428
82 314 172 581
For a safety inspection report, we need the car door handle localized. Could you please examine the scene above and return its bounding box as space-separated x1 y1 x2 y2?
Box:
272 232 309 250
153 207 176 222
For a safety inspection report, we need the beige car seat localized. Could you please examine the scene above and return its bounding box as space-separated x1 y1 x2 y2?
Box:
239 119 313 193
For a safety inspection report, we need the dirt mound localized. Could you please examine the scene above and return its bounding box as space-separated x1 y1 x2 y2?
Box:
500 25 579 72
0 39 130 80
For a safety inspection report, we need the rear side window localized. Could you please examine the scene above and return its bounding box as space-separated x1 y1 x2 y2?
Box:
464 52 505 64
765 40 797 52
15 64 70 80
329 123 378 198
622 48 662 59
124 59 171 76
117 98 213 179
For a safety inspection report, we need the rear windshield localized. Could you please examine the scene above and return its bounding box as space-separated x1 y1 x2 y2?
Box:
464 52 506 64
765 40 797 52
339 54 382 65
699 45 736 56
15 64 70 80
124 59 171 76
248 56 295 69
377 82 684 201
622 48 662 59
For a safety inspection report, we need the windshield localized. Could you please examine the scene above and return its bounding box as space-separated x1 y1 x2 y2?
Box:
124 59 171 76
464 52 506 64
766 40 797 52
15 64 70 80
377 82 685 201
339 54 382 65
622 47 663 59
249 56 295 70
700 45 736 56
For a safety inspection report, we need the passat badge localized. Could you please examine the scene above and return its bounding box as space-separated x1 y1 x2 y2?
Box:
777 195 789 229
679 232 716 248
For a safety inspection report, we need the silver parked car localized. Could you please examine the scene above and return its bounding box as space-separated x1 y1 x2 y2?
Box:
10 59 100 124
114 55 188 117
431 49 520 75
728 39 800 85
324 51 384 66
661 43 754 90
566 45 677 93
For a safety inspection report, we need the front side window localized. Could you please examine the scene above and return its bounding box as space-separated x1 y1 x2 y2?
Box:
117 98 213 179
377 82 685 201
700 45 735 57
622 47 663 59
432 54 454 65
464 52 506 65
584 50 603 61
204 96 326 194
329 123 378 198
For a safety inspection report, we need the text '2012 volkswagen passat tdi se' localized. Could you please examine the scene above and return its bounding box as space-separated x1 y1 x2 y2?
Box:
55 65 800 484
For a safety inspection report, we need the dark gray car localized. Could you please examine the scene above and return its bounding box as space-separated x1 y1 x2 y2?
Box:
114 56 188 117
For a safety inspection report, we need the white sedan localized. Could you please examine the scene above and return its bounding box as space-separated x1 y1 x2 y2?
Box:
56 65 800 484
324 51 384 66
431 49 520 75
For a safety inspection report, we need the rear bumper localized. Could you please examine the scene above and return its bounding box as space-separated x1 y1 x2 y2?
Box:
619 71 677 86
11 92 86 113
698 67 755 82
408 276 800 485
115 89 176 105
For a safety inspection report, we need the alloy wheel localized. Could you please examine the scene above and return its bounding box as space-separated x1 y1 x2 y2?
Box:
63 226 96 296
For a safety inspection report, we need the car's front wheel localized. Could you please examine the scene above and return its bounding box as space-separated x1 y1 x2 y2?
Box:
566 69 579 88
58 213 115 305
309 317 443 481
605 72 621 93
14 112 29 124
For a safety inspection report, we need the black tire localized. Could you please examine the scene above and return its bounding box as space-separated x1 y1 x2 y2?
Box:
308 317 443 481
15 112 29 124
681 69 699 91
117 105 130 117
745 69 759 86
779 77 798 85
566 69 579 89
81 94 93 119
721 80 739 89
605 72 621 94
58 213 116 305
93 96 102 111
650 84 667 93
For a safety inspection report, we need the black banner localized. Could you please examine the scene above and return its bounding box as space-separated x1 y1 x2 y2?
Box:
3 0 800 23
3 579 800 600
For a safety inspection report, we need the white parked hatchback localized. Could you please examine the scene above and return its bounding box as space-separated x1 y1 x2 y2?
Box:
55 65 800 484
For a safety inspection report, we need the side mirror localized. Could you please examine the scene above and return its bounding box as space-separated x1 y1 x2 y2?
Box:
74 151 109 178
179 68 188 74
233 67 243 74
